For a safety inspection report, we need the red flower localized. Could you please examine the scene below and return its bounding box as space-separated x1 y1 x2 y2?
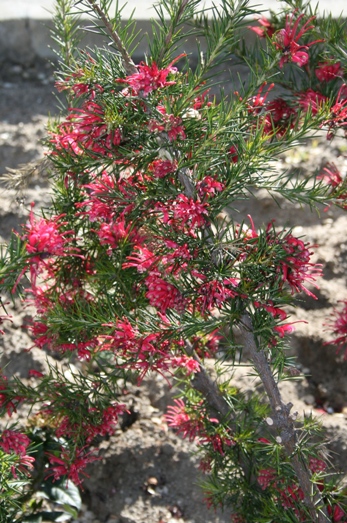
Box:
328 504 346 523
317 162 343 188
324 84 347 139
279 234 322 298
273 322 296 338
298 89 328 115
11 453 36 478
148 108 186 141
325 300 347 358
253 300 287 321
50 101 122 156
165 399 204 442
171 355 200 375
171 194 208 229
123 246 158 273
96 218 132 250
145 273 187 313
0 429 30 456
228 145 239 163
29 321 54 349
28 369 45 378
264 98 297 136
280 483 304 511
0 374 21 416
148 158 177 178
199 431 235 456
0 312 11 335
274 13 323 68
258 468 276 489
24 207 71 259
196 176 225 198
47 447 99 487
309 457 327 473
52 403 125 443
317 163 347 208
197 278 239 312
245 82 274 115
315 61 342 82
119 55 184 96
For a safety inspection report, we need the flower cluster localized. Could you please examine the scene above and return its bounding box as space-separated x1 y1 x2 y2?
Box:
273 13 323 68
47 446 99 487
325 301 347 358
0 429 35 478
165 398 235 454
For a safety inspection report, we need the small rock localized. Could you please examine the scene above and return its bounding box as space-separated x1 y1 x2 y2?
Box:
303 394 315 405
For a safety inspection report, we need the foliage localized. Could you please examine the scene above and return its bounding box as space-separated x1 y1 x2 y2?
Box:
1 0 347 521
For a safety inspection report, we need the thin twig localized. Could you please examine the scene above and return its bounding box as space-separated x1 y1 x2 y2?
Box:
156 0 190 65
84 0 137 75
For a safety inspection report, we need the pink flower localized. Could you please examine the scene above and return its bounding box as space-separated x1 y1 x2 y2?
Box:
171 355 200 375
165 399 203 441
274 13 323 68
274 322 296 338
248 16 275 38
317 162 343 188
324 301 347 358
24 208 71 259
315 61 342 82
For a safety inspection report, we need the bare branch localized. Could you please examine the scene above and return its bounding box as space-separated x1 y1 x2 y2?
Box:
238 314 329 523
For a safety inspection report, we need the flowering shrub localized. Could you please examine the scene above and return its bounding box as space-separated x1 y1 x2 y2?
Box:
1 0 347 521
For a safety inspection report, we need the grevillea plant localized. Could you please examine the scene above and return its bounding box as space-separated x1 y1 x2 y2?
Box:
1 0 347 521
